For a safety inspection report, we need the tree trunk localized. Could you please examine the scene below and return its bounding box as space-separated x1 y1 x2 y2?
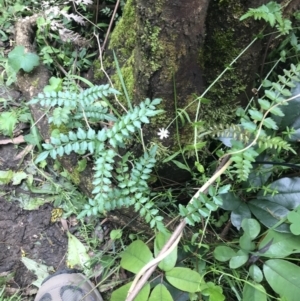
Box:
16 0 298 231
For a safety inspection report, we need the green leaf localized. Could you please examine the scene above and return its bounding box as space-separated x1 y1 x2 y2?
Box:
239 233 256 251
264 90 278 101
8 46 39 72
242 282 267 301
148 284 173 301
249 109 263 121
110 229 122 240
51 107 71 126
171 160 190 172
21 257 52 288
269 106 284 116
257 177 300 209
258 230 300 258
213 246 235 262
200 282 225 301
66 232 90 273
249 264 263 283
262 117 278 130
248 199 290 232
44 77 63 93
12 171 27 185
120 240 154 274
287 208 300 235
258 98 271 110
0 170 14 184
241 218 261 240
0 111 18 136
154 232 177 272
165 267 201 293
264 259 300 301
110 281 150 301
229 250 249 269
219 192 242 211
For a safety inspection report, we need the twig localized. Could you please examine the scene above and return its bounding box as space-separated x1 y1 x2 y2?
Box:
93 32 128 113
101 0 120 52
126 156 232 301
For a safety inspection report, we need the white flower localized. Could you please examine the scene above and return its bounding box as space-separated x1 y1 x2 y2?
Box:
157 128 170 140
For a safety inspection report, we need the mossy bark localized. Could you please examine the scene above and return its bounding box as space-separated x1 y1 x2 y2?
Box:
99 0 210 148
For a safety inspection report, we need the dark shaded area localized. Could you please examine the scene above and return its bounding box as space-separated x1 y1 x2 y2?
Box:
0 198 67 288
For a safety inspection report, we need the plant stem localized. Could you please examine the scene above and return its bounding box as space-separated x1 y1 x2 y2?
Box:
126 156 232 301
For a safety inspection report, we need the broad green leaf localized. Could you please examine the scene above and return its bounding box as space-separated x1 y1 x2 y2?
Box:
110 281 150 301
213 246 235 262
272 84 300 131
229 250 248 269
257 177 300 209
44 76 63 93
248 199 290 232
200 282 225 301
154 232 177 272
67 232 90 273
165 267 201 293
287 208 300 235
8 46 39 72
242 282 267 301
258 230 300 258
231 202 252 230
0 111 18 136
264 259 300 301
12 171 27 185
148 284 173 301
219 192 242 211
241 218 261 240
239 233 255 251
21 257 53 288
246 162 272 188
0 170 14 184
120 240 154 274
249 264 263 282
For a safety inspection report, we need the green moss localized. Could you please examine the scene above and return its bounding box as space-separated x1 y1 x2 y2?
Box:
94 0 137 102
68 168 81 185
140 21 164 76
200 0 250 125
111 55 135 100
109 0 136 56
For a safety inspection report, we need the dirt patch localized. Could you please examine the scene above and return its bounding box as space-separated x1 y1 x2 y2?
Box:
0 197 68 289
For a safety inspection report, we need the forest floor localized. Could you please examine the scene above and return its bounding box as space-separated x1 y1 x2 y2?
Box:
0 128 68 296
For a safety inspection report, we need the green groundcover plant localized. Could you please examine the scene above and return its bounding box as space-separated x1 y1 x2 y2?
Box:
11 1 300 300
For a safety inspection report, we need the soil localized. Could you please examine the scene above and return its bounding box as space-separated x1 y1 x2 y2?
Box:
0 198 68 289
0 131 68 296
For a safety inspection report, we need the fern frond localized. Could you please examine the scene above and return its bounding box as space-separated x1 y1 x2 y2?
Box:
231 147 259 182
92 148 116 210
107 98 163 147
28 84 120 108
257 135 295 153
73 106 117 122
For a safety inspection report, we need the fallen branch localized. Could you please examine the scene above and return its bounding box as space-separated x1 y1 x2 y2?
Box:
126 156 232 301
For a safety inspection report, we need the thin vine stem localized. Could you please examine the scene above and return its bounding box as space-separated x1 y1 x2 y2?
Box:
225 92 300 158
193 37 258 162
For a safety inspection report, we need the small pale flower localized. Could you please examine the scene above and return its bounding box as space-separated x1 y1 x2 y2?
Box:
157 128 170 140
